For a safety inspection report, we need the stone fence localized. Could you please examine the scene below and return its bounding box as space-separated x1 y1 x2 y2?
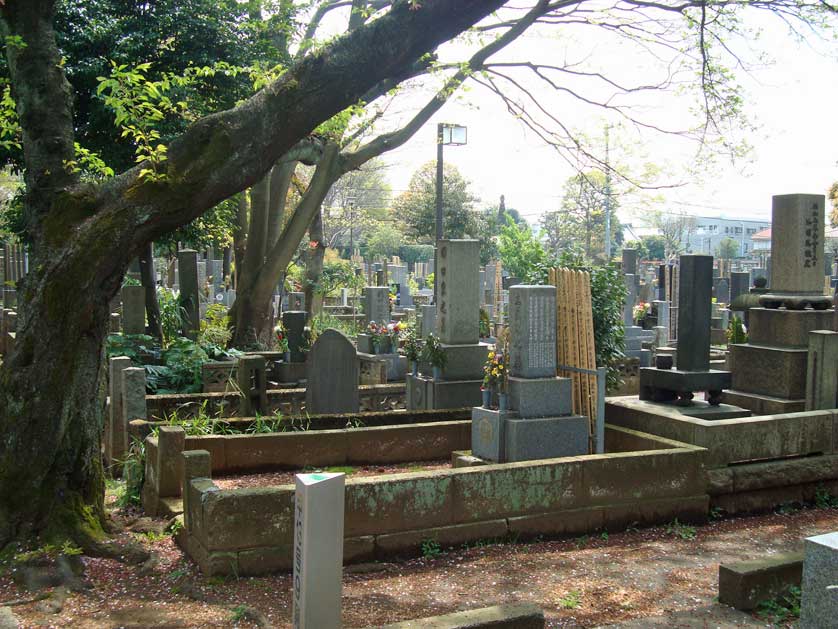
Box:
145 382 407 419
174 425 708 575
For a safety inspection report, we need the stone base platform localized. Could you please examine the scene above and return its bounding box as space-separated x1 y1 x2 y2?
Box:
407 374 482 410
440 342 489 380
639 368 732 406
673 401 751 420
748 307 835 347
759 292 832 310
471 407 589 463
508 376 572 417
720 389 805 415
729 344 807 399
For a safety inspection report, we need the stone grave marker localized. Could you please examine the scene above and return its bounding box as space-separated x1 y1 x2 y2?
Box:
799 531 838 628
364 286 390 325
306 329 359 414
292 472 345 629
282 311 308 362
121 284 146 335
177 249 201 339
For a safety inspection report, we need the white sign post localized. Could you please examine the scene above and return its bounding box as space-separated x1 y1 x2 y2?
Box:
292 472 345 629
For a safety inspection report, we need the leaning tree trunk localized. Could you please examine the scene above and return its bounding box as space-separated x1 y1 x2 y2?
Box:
139 241 163 342
304 207 326 322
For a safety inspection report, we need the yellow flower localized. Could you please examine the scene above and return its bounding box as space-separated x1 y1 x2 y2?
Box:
498 365 503 370
488 351 495 359
492 368 499 376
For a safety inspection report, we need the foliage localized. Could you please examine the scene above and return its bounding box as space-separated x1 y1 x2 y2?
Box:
640 235 666 260
425 272 434 290
157 287 186 347
366 321 400 353
398 244 435 264
755 586 801 625
479 308 491 339
421 333 447 369
402 326 422 363
119 438 145 508
311 258 362 296
309 312 364 341
632 301 650 325
556 250 627 392
482 349 508 394
559 590 582 610
716 236 739 260
273 322 289 354
814 484 838 509
497 216 550 283
644 211 697 258
664 518 697 540
420 538 442 559
542 170 622 261
726 315 748 344
199 304 232 348
364 223 403 260
13 541 83 565
394 162 479 243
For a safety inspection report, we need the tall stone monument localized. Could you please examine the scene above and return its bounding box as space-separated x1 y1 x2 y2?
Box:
639 255 731 405
724 195 834 414
177 249 201 339
471 285 588 462
363 286 390 325
407 240 488 410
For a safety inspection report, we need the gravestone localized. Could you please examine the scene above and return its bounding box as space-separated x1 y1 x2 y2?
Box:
799 531 838 628
282 311 308 362
472 285 588 462
805 331 838 410
106 356 133 471
639 254 731 405
177 250 201 339
729 271 750 304
364 286 390 325
122 367 148 428
437 239 480 344
236 355 267 416
288 291 305 311
292 472 345 629
419 305 436 338
121 285 146 335
400 282 413 307
760 194 831 309
306 329 359 414
714 277 730 304
622 248 639 276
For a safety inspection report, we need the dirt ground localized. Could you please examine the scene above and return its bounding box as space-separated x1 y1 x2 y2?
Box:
1 497 836 629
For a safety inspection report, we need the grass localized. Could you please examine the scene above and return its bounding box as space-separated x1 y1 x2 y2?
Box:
559 590 582 609
664 518 697 540
420 539 442 559
755 586 801 625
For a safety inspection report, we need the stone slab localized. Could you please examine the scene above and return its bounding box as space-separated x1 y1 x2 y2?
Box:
440 343 489 381
720 390 805 416
729 343 808 399
748 307 835 348
769 193 827 296
508 285 556 378
639 367 731 395
374 603 545 629
437 240 481 345
800 531 838 628
676 255 714 371
507 376 572 418
677 402 752 420
471 407 514 462
504 415 589 462
718 552 804 611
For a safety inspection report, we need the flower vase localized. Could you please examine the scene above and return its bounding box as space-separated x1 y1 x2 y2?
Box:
432 365 442 380
411 361 419 376
481 388 491 408
498 392 509 411
283 351 291 363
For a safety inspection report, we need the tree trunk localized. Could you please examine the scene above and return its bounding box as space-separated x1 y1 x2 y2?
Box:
139 242 163 342
304 207 326 322
233 194 249 289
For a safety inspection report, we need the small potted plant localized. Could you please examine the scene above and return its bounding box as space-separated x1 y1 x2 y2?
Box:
481 349 501 408
402 326 422 376
422 333 447 379
273 322 290 361
632 301 650 327
496 330 510 411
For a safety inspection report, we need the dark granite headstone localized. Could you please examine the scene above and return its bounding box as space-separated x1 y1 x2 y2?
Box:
306 329 359 414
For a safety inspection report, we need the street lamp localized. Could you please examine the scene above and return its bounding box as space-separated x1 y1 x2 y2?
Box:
434 123 467 304
435 123 467 242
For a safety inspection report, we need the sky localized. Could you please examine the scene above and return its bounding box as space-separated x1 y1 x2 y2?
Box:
362 5 838 230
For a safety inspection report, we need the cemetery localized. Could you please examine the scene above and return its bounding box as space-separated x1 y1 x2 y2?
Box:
3 2 838 628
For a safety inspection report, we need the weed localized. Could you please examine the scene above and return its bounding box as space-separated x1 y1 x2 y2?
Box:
137 530 169 543
230 604 249 623
600 530 609 541
709 506 725 520
776 501 801 515
324 466 356 475
14 541 82 564
755 586 801 624
814 485 838 509
118 437 146 507
664 519 697 540
574 535 589 549
625 521 640 533
559 590 582 609
420 539 442 559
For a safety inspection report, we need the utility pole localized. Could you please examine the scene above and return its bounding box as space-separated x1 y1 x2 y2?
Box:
603 124 613 262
